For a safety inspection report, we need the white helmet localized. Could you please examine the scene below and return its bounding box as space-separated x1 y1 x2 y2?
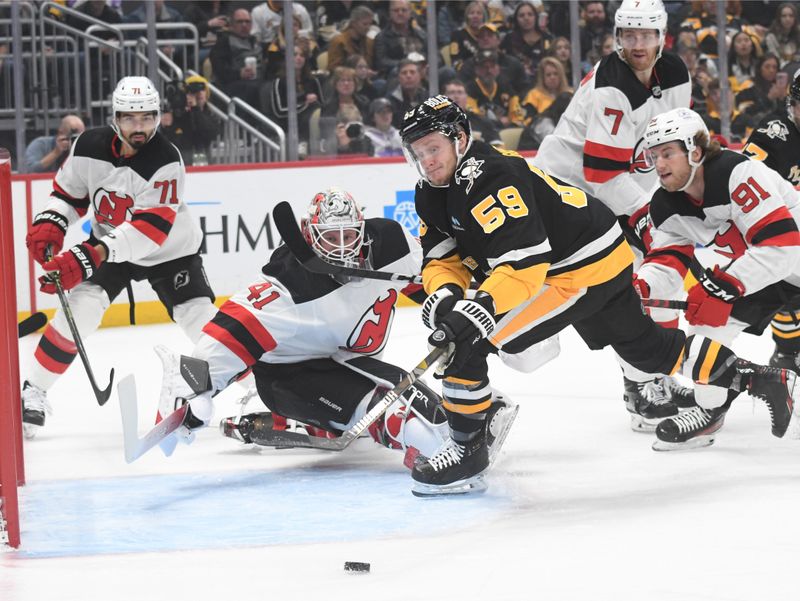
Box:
110 76 161 140
301 188 366 267
644 108 709 191
614 0 668 63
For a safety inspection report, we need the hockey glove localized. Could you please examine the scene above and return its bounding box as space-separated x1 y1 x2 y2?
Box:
685 266 745 327
624 204 653 254
39 243 102 293
428 293 496 378
26 210 68 264
421 283 464 330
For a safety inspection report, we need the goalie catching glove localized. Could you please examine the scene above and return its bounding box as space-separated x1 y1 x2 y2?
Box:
428 292 496 378
421 283 464 330
685 266 745 327
39 242 103 293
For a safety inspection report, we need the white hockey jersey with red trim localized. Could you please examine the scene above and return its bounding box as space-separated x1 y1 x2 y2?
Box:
532 52 691 217
43 126 202 266
192 219 423 393
638 150 800 298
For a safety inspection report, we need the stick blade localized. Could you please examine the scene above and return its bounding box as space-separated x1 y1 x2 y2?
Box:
18 312 47 338
95 367 115 406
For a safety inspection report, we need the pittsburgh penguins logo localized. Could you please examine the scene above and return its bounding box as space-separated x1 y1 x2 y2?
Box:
757 120 789 142
455 157 484 193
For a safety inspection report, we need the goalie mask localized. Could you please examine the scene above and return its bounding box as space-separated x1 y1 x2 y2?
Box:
110 76 161 145
301 188 366 267
400 95 472 186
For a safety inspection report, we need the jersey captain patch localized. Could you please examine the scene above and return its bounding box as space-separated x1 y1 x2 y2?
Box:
455 157 484 193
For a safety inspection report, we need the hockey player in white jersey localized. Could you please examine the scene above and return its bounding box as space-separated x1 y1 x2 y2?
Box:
21 76 217 437
154 188 518 471
633 107 800 450
531 0 694 431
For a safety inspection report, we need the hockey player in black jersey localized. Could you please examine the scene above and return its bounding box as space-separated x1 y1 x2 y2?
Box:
742 68 800 374
635 107 800 450
399 95 799 494
21 76 217 438
153 188 519 474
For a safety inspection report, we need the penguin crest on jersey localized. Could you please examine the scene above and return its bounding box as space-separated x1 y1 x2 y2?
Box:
455 157 484 193
759 120 790 142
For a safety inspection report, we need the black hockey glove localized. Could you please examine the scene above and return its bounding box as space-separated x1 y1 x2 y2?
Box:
428 293 496 378
421 283 464 330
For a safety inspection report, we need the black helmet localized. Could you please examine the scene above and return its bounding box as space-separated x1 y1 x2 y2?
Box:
788 67 800 126
400 95 471 145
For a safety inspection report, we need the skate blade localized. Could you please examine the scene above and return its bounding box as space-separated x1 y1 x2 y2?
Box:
219 417 250 443
411 475 487 498
22 423 40 440
787 375 800 440
652 435 716 452
629 414 661 433
488 405 519 466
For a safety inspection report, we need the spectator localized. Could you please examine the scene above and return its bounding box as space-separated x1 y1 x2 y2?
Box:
765 3 800 67
209 8 264 108
458 23 529 95
500 1 552 81
443 78 501 145
345 54 381 100
585 32 615 69
123 0 185 60
264 44 324 158
24 114 85 174
181 1 232 66
579 1 613 62
517 93 572 151
437 1 465 49
334 104 374 156
327 6 376 72
315 1 369 47
735 53 786 123
680 0 759 60
66 0 122 97
250 0 312 46
512 56 572 127
547 36 574 84
364 97 403 157
464 50 518 129
449 0 486 70
265 12 320 78
728 30 762 92
387 58 428 127
160 75 221 166
321 66 370 118
374 0 426 79
699 77 756 142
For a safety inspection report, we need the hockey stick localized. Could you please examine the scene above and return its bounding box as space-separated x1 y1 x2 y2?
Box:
249 346 448 451
118 373 190 463
272 201 425 284
641 298 688 310
45 247 114 406
18 312 47 337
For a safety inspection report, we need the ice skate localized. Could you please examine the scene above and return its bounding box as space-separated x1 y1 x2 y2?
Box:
742 362 798 438
623 377 679 432
411 435 489 497
662 375 697 409
652 406 727 451
486 391 519 466
21 381 52 440
768 349 800 376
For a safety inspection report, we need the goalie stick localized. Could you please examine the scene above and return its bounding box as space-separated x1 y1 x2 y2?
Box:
249 346 448 451
18 312 47 337
45 247 114 406
118 373 190 463
641 298 688 310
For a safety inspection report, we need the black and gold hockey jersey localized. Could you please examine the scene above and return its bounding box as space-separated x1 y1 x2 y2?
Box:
414 140 634 316
742 113 800 187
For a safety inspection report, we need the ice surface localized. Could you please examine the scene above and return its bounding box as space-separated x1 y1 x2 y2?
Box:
2 309 799 601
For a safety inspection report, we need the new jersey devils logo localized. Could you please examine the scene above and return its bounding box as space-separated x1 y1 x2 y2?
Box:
346 289 398 354
631 136 654 174
93 188 134 226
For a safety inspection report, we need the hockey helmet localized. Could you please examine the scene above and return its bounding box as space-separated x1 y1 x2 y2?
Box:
787 67 800 126
301 188 365 267
400 95 472 185
111 76 161 141
643 108 708 191
614 0 667 62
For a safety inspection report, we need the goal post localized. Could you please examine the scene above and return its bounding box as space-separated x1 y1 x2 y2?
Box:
0 147 23 548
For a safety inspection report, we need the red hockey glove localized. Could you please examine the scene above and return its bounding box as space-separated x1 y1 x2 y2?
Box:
632 274 651 300
428 293 496 378
685 267 745 327
421 283 464 330
39 243 102 293
627 204 653 254
26 211 68 264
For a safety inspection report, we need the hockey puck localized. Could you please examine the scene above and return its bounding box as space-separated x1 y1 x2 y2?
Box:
344 561 370 574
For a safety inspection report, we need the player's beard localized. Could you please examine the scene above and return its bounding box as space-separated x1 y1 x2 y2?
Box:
126 131 149 150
